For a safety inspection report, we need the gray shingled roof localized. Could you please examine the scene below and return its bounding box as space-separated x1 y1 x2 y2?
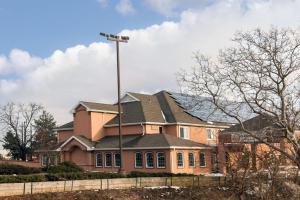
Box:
56 121 74 130
80 101 118 112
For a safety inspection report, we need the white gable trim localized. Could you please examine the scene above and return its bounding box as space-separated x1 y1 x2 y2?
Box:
56 136 94 151
120 93 140 103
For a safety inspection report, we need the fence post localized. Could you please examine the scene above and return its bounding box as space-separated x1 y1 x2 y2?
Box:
197 176 200 187
63 181 66 192
139 177 142 187
107 179 109 190
192 177 194 187
23 183 26 195
71 180 74 191
136 177 138 188
171 176 173 186
30 182 33 195
100 179 102 190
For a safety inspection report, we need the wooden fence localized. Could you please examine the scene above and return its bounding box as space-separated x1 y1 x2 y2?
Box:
0 176 225 197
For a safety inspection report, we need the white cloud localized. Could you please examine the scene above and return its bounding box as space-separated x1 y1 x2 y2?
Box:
97 0 109 8
1 0 300 124
115 0 135 15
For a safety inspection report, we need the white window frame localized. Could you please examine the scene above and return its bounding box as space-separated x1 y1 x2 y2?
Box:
156 152 166 168
200 152 206 167
188 153 195 167
95 153 103 167
135 152 143 168
105 152 112 167
114 153 120 168
207 128 215 140
179 126 189 139
177 152 184 168
145 152 154 168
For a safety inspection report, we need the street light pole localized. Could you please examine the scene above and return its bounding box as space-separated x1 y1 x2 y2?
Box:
100 32 129 174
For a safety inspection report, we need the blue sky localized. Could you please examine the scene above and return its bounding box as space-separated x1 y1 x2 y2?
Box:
0 0 168 57
1 0 300 123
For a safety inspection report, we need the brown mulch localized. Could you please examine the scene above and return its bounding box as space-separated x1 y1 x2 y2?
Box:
0 187 246 200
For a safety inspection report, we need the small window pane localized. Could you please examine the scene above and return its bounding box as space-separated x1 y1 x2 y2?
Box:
180 127 189 139
177 153 184 167
188 153 195 167
157 152 165 168
96 153 103 167
146 153 154 168
207 129 215 139
105 153 112 167
42 155 48 166
135 152 143 168
200 152 206 167
114 153 120 167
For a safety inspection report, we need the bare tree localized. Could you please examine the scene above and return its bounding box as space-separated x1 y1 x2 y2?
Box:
0 102 42 160
178 27 300 167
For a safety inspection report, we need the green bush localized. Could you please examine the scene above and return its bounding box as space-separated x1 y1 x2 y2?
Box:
46 161 83 173
0 174 46 183
127 171 193 178
0 164 42 175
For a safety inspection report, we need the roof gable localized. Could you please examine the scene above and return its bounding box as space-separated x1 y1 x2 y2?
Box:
71 101 118 114
120 93 140 103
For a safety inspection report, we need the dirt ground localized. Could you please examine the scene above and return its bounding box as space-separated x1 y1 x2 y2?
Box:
0 187 254 200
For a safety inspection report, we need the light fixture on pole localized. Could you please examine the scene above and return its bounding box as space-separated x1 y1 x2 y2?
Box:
100 32 129 174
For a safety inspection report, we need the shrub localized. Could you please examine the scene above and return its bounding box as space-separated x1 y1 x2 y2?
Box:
127 171 193 178
0 174 46 183
46 161 83 173
0 164 42 175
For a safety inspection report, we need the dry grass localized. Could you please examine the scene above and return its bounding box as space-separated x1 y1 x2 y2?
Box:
0 187 250 200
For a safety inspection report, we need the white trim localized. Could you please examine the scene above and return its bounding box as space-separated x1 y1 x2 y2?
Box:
54 128 74 131
120 93 140 103
91 146 211 151
70 101 118 114
156 152 166 168
56 136 93 151
104 152 112 167
95 153 103 168
176 152 184 168
134 152 143 168
145 152 154 168
104 122 230 128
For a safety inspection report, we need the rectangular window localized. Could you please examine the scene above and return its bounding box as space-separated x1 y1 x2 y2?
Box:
135 152 143 168
105 153 112 167
41 155 48 167
180 127 189 139
146 152 154 168
188 153 195 167
177 153 184 167
157 152 166 168
114 153 120 167
207 128 215 139
200 152 206 167
96 153 103 167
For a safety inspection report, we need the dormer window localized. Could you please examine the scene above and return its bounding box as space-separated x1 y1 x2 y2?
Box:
207 128 215 140
179 127 189 139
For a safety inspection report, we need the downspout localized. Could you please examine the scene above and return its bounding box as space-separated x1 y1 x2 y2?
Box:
141 123 145 135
